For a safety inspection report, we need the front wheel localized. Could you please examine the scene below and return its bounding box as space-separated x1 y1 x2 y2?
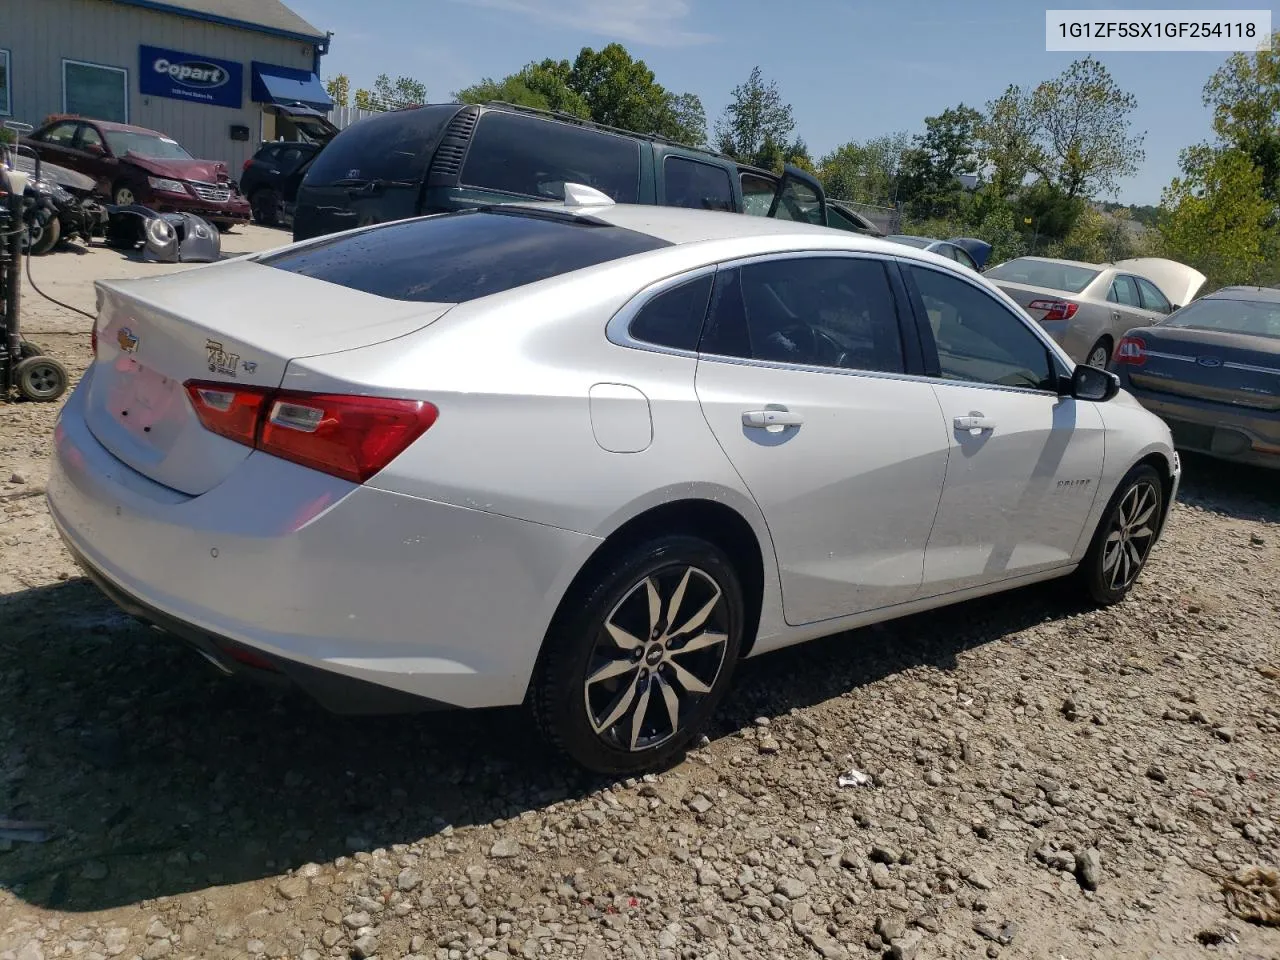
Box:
532 535 745 774
112 183 136 206
1077 465 1163 605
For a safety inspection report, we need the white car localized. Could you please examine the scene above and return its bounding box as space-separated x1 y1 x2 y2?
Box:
48 192 1181 773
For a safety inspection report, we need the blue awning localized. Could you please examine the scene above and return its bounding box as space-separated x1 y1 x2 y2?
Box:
251 61 333 111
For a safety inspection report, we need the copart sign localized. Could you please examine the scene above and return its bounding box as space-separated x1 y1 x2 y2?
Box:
139 45 243 109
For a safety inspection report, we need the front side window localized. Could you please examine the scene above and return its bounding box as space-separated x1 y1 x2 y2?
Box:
628 274 713 351
701 257 905 374
1109 275 1141 307
740 172 775 217
63 60 127 123
461 111 640 203
909 265 1056 391
77 124 104 152
664 156 733 212
1135 277 1172 314
0 50 11 116
770 176 824 226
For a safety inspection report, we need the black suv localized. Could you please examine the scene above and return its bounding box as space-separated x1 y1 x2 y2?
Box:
241 104 338 227
293 102 833 242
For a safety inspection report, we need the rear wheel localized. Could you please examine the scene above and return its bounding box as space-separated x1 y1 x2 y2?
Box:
24 215 60 256
1085 337 1112 369
1077 464 1163 605
532 535 744 774
251 188 282 227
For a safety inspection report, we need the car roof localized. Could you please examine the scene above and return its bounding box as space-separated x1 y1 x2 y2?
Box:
45 116 167 136
1205 285 1280 303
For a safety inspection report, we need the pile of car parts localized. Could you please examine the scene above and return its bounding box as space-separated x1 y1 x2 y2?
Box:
105 205 221 263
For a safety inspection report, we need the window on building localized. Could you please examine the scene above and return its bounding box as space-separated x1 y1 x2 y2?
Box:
0 50 11 117
63 59 128 123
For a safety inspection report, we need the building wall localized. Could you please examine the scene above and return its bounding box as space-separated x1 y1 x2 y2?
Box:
0 0 320 175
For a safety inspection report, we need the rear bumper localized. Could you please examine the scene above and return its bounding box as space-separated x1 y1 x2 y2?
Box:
1124 385 1280 469
47 377 597 711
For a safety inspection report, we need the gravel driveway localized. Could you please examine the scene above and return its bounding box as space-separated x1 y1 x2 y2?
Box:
1 232 1277 960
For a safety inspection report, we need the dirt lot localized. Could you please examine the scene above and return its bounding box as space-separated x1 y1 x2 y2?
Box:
1 232 1277 960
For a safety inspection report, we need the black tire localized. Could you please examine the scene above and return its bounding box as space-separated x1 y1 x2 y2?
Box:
1077 464 1163 605
251 188 282 227
15 355 69 402
1085 337 1113 369
532 535 745 774
25 214 61 256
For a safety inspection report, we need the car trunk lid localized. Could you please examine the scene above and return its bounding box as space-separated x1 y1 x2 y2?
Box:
86 260 451 496
1123 327 1280 412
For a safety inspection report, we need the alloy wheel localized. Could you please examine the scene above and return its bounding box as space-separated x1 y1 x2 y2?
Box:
115 187 135 206
584 564 730 752
1087 345 1109 368
1101 480 1159 590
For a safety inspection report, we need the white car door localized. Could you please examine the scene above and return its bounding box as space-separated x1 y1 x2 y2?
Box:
694 254 951 625
902 263 1106 596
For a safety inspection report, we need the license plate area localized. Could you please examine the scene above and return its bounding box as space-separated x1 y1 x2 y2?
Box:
102 355 186 448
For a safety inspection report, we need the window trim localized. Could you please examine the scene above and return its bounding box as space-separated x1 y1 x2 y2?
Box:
62 57 129 123
0 49 11 117
607 250 925 380
661 154 734 211
900 260 1073 396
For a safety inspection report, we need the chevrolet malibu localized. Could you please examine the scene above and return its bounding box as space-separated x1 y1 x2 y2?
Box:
48 194 1181 773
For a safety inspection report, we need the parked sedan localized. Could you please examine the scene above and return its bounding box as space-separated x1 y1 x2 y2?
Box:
22 116 250 228
48 197 1180 773
985 256 1206 367
886 234 985 271
1113 286 1280 469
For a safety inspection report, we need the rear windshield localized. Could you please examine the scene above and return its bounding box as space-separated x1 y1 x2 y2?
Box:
1162 297 1280 339
887 235 933 249
461 111 641 203
985 258 1099 294
259 209 670 302
304 106 458 186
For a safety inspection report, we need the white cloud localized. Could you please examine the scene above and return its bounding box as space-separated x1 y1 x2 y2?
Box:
455 0 713 47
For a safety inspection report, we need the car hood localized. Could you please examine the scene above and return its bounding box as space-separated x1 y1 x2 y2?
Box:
1111 258 1207 307
125 152 230 183
11 155 96 193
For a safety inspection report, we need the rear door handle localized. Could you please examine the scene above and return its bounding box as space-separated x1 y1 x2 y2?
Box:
742 409 804 428
954 415 996 433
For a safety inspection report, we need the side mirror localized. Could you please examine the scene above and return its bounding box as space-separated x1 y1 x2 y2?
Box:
1069 363 1121 402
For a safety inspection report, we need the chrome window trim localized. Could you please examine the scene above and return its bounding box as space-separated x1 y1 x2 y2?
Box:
607 249 1075 398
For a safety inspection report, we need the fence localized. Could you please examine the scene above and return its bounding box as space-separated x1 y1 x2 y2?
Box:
328 105 382 130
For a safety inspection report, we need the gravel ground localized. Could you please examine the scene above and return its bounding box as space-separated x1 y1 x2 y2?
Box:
1 232 1278 960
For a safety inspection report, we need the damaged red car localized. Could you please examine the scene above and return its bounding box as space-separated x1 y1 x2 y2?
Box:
22 116 251 229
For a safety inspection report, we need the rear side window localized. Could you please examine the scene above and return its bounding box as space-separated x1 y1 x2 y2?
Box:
461 111 640 202
629 275 713 351
1110 275 1141 307
741 172 776 217
260 210 670 303
664 157 733 212
1135 277 1172 314
304 106 458 186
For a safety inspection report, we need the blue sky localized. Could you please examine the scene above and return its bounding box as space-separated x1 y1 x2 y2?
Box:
287 0 1255 206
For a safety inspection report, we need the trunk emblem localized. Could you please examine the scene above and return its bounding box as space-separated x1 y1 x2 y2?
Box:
1196 356 1222 367
117 327 140 353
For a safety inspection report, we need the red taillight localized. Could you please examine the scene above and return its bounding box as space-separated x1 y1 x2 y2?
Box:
1114 336 1147 366
1027 299 1079 321
184 380 438 483
242 157 252 173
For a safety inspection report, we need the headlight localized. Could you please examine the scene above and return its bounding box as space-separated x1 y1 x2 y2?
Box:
148 177 186 194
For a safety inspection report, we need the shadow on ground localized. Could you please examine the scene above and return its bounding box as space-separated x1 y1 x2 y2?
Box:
0 462 1265 912
1174 453 1279 525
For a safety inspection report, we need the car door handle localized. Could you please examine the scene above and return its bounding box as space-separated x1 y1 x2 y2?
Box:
954 415 996 433
742 409 804 428
1111 311 1122 321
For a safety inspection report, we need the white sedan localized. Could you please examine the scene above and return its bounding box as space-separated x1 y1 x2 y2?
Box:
48 192 1181 773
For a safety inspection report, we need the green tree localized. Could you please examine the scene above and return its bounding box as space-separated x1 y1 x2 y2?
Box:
1027 57 1145 200
1201 31 1280 208
715 66 795 167
325 73 350 109
818 133 910 206
896 104 983 219
977 84 1041 199
354 73 427 111
1160 146 1275 288
456 59 589 118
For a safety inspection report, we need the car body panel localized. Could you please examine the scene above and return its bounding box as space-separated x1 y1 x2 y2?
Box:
48 203 1181 714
